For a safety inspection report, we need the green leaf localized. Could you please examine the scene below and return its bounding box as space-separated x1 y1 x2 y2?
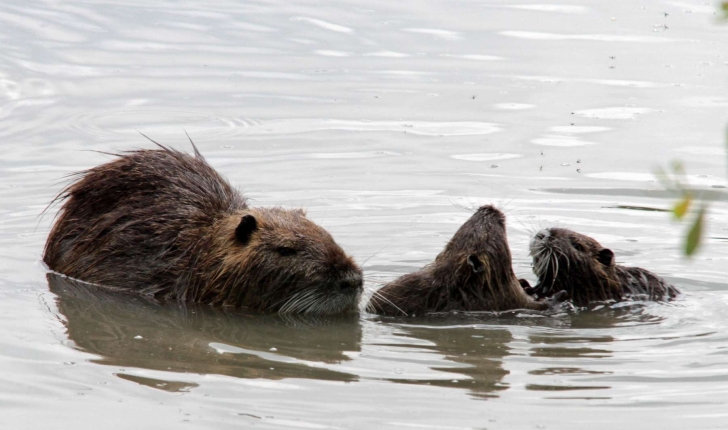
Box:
685 206 705 256
673 196 691 220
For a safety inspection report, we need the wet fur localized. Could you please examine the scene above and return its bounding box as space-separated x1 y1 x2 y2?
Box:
44 144 362 314
526 228 679 306
368 205 549 316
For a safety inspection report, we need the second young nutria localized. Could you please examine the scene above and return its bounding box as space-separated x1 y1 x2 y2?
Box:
367 205 563 316
525 228 679 306
43 143 363 315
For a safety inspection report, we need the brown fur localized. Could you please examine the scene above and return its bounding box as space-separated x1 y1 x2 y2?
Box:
367 205 552 316
43 144 362 315
526 228 679 306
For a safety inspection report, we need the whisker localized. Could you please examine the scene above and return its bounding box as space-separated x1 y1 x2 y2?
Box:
361 242 393 268
370 290 408 316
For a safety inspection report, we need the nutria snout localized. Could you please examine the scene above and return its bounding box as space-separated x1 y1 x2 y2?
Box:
368 205 560 316
527 227 679 306
43 143 362 315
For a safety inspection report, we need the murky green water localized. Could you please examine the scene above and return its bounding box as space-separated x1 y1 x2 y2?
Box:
2 0 728 428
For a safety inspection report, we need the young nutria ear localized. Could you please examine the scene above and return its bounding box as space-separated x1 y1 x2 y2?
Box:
467 254 485 273
235 214 258 245
597 248 614 266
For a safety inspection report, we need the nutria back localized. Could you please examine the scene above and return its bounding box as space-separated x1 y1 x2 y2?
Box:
368 205 549 316
528 228 679 306
44 144 363 314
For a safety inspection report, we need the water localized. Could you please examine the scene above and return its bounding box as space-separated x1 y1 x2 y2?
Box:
2 0 728 428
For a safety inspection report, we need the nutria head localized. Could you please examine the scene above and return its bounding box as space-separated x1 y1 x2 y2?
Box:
432 205 518 292
529 228 621 305
370 205 538 315
195 207 363 315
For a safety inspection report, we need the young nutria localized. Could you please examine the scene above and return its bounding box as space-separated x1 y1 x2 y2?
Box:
367 205 563 316
525 228 679 306
43 143 363 315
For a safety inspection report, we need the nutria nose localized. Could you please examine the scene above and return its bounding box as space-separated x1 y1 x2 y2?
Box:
339 272 363 293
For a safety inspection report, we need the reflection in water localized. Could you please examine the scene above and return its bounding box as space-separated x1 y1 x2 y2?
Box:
526 329 615 395
370 304 667 399
392 322 512 399
524 304 666 395
49 270 670 399
47 273 362 389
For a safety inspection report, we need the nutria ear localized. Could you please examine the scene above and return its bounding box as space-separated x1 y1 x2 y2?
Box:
597 248 614 266
294 208 307 217
467 254 485 273
235 214 258 245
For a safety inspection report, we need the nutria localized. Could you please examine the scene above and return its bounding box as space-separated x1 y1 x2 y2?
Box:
367 205 563 316
525 228 679 306
43 143 363 315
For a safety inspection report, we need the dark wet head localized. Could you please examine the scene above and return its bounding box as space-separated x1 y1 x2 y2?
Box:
212 207 363 315
529 228 618 302
434 205 515 287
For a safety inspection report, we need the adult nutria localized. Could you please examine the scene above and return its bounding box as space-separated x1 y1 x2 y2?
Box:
525 228 679 306
43 143 363 315
367 205 563 316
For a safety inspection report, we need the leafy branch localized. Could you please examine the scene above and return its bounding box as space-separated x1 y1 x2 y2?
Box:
659 2 728 257
656 162 707 256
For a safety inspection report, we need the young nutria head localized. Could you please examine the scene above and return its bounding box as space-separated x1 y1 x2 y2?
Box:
370 205 535 315
432 205 517 292
529 228 621 305
198 207 363 315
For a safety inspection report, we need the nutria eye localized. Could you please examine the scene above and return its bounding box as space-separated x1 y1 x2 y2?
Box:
277 247 297 256
572 241 585 252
